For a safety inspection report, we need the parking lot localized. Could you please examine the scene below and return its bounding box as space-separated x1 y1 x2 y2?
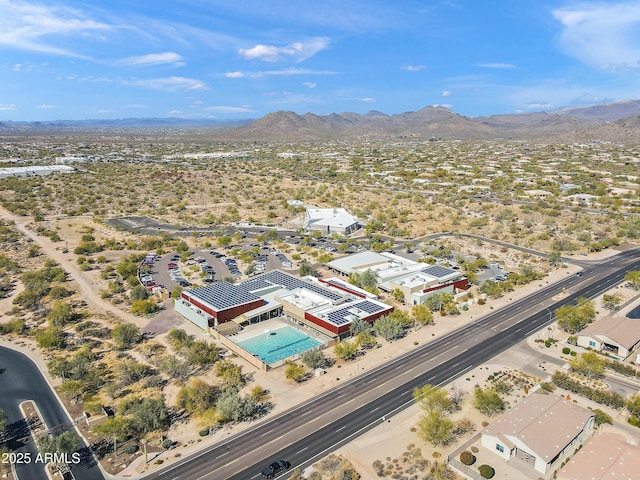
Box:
140 247 295 292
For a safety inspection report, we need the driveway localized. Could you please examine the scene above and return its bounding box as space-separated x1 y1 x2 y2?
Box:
0 346 104 480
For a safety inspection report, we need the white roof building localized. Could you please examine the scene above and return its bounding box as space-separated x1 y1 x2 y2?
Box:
305 207 361 235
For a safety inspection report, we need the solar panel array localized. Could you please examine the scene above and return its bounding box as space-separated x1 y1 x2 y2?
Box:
323 300 388 326
356 300 387 314
188 270 345 312
422 265 456 279
242 271 344 301
189 282 261 311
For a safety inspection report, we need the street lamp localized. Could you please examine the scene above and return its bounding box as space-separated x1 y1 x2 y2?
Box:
140 438 148 467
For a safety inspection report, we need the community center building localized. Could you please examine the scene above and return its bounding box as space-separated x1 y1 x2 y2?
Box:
326 251 468 305
175 270 393 337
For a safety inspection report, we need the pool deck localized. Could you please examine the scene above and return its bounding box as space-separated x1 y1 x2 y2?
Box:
233 317 330 344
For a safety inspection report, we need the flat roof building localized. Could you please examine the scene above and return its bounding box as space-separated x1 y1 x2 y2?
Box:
0 165 76 178
326 252 468 305
176 270 393 337
305 207 361 235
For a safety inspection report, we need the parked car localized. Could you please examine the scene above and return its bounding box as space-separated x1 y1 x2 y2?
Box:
261 460 290 479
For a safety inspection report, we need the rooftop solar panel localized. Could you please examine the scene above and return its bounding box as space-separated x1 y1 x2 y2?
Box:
356 300 386 314
189 282 261 311
422 265 456 278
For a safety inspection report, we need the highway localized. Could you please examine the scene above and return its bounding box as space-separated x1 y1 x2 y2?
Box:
146 247 640 480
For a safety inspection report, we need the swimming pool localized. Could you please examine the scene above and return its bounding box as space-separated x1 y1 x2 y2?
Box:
628 303 640 319
236 326 322 365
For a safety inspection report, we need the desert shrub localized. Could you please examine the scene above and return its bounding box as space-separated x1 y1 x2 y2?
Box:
479 464 495 479
162 438 173 449
460 451 476 465
628 416 640 428
123 445 138 454
562 347 571 355
198 429 209 437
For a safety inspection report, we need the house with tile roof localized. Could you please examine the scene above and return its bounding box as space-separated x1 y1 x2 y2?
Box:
557 430 640 480
577 315 640 359
481 393 595 477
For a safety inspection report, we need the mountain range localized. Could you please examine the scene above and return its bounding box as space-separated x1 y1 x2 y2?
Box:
2 100 640 143
222 100 640 142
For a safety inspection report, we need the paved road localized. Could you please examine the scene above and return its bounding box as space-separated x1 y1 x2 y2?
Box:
142 247 640 480
0 346 104 480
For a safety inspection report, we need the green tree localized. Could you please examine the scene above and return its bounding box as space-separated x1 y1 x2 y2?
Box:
176 379 218 414
413 384 452 414
556 298 596 333
602 293 623 313
333 340 358 360
167 328 194 350
548 250 562 267
34 326 65 350
412 304 434 326
130 298 158 316
356 331 377 350
0 408 7 435
217 235 232 247
111 322 143 349
171 285 183 300
285 362 307 382
47 301 75 327
626 394 640 417
388 309 413 328
373 315 404 341
349 318 372 336
299 259 318 277
129 397 170 433
186 340 219 367
417 411 455 447
624 271 640 290
130 284 150 301
215 360 245 388
391 288 405 303
592 408 613 426
570 352 606 380
473 387 504 417
92 416 131 455
215 388 256 423
300 348 328 369
479 280 503 299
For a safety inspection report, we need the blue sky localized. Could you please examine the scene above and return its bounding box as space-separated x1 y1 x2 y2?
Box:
1 0 640 121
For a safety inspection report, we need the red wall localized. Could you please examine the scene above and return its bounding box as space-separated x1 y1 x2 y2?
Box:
305 306 394 336
422 278 468 294
318 279 366 298
181 292 263 325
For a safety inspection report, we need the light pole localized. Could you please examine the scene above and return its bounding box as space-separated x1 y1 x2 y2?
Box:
140 438 148 468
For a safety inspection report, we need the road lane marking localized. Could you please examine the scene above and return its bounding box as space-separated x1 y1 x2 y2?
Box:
336 425 347 432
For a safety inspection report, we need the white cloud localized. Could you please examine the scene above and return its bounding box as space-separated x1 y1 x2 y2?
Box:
359 97 376 103
475 63 516 69
0 0 111 56
204 105 256 113
225 67 336 78
302 82 317 88
37 104 53 109
525 102 555 110
127 76 208 92
553 2 640 71
239 37 329 62
402 65 426 71
117 52 185 67
0 104 16 111
442 90 452 97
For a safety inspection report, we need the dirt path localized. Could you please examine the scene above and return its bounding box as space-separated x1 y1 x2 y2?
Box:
0 207 148 328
